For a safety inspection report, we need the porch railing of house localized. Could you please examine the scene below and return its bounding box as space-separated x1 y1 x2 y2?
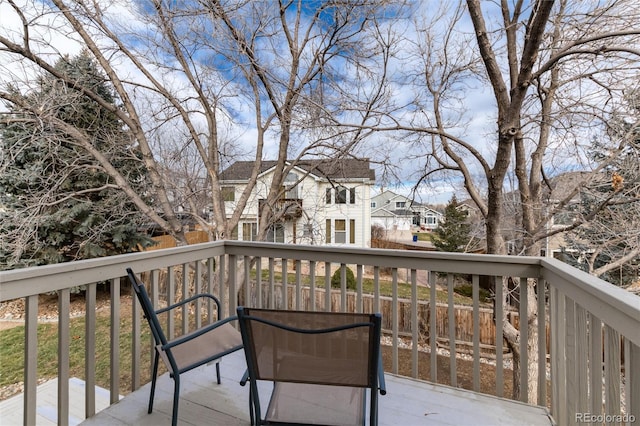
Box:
1 241 638 426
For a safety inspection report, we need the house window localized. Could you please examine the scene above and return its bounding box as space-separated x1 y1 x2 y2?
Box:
326 188 332 204
303 223 313 237
326 219 355 244
283 172 298 199
350 188 356 204
267 224 284 243
335 186 347 204
242 222 258 241
395 201 406 208
335 219 346 243
371 202 376 208
222 186 235 202
427 216 437 225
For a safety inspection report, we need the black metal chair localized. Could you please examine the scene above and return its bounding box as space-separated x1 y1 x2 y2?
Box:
126 268 243 426
237 307 386 426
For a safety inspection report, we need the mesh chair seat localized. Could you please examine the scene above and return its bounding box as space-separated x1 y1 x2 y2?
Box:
267 382 365 426
158 321 242 374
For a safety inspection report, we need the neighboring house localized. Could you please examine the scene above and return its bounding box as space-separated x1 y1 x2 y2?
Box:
219 158 375 247
370 190 443 232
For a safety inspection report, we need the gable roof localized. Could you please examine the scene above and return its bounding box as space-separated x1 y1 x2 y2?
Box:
220 159 375 181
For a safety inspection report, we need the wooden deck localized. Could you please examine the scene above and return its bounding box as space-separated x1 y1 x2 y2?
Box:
79 351 554 426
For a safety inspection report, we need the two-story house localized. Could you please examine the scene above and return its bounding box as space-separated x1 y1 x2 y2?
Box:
219 159 375 247
371 190 443 232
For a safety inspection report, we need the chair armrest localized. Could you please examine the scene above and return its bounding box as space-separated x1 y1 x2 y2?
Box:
156 293 222 319
239 369 250 386
161 314 239 350
377 354 386 395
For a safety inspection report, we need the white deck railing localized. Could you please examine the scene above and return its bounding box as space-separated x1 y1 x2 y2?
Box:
1 241 638 426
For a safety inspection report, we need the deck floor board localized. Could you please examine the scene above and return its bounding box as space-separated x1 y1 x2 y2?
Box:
75 351 553 426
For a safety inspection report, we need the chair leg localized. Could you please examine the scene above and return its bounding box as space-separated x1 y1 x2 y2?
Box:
171 375 180 426
148 351 160 414
215 360 221 384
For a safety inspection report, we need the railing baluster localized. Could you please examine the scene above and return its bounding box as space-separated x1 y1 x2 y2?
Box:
472 274 480 392
195 261 202 328
447 273 456 387
324 262 331 312
244 256 251 310
309 260 316 312
131 283 141 391
256 257 263 309
24 294 38 426
588 313 602 417
109 278 121 404
519 277 528 403
229 254 237 316
537 279 547 406
282 258 288 310
411 269 418 379
269 257 275 309
565 298 577 422
551 288 567 424
391 268 398 374
627 341 640 421
167 266 175 339
495 276 503 398
356 264 363 314
207 257 215 319
429 270 437 383
218 255 227 318
373 266 380 313
85 283 97 418
58 288 71 426
181 263 189 334
295 259 302 310
575 304 588 415
604 325 621 423
340 263 347 312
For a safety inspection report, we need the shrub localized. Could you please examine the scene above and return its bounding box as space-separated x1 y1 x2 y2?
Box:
331 267 357 291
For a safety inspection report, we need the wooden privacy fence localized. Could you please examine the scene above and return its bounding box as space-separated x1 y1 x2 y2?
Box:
245 284 551 357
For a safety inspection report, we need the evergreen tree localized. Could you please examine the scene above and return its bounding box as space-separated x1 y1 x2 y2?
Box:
0 51 154 269
430 195 471 252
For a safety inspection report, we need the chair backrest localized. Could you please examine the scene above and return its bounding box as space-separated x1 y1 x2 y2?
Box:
126 268 168 347
237 307 381 388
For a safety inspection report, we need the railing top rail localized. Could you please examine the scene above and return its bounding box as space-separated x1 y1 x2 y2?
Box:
222 241 542 277
0 241 226 301
541 258 640 345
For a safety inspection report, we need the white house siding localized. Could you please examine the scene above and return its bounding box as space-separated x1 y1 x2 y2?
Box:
221 163 373 248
